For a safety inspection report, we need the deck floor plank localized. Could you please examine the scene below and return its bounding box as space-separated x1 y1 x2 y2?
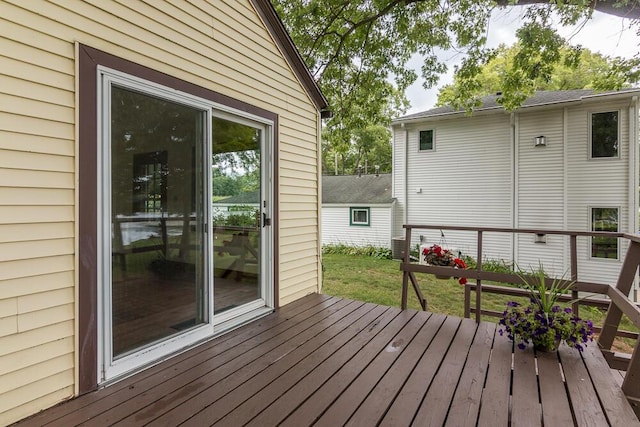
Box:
187 302 387 425
313 311 431 427
511 341 542 427
378 314 458 426
245 305 402 426
134 299 363 426
66 296 349 426
413 317 479 426
477 329 513 427
581 342 640 426
18 293 335 427
12 294 640 427
558 344 609 426
536 351 573 426
278 310 420 427
344 310 447 426
444 321 496 427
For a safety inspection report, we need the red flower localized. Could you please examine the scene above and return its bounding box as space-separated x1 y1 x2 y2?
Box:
458 277 467 285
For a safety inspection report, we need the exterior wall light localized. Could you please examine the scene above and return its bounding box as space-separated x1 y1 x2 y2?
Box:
535 136 546 146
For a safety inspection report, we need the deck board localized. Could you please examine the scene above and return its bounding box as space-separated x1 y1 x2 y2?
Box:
14 294 640 427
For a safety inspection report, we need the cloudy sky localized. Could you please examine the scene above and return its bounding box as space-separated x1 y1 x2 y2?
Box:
405 7 640 114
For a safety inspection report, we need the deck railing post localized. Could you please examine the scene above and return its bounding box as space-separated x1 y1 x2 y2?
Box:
570 235 579 317
476 231 483 324
599 240 640 351
401 226 412 310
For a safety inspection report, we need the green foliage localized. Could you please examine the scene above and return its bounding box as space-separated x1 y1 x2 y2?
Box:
438 44 640 110
322 125 392 175
322 244 392 259
274 0 639 127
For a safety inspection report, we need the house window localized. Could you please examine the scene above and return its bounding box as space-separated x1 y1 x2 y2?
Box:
350 207 370 226
591 111 618 158
591 207 619 259
419 130 434 151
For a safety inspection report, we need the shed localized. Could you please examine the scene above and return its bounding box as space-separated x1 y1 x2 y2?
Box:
322 173 395 248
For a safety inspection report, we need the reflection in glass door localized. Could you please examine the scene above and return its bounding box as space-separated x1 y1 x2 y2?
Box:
211 117 264 315
106 84 209 376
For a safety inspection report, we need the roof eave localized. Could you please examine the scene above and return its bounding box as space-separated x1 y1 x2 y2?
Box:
393 89 640 126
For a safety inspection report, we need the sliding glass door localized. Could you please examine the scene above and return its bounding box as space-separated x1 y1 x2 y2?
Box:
100 70 273 381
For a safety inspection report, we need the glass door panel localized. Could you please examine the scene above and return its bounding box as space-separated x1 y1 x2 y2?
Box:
211 117 262 314
110 86 206 358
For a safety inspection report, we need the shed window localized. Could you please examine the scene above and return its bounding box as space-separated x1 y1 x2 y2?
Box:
419 130 434 151
350 207 370 226
591 207 619 259
591 111 618 158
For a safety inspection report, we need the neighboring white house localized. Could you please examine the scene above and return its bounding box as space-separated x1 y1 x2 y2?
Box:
392 89 640 286
322 173 395 248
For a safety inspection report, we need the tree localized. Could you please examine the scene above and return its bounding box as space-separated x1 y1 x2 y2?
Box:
437 44 640 109
273 0 640 124
322 125 392 175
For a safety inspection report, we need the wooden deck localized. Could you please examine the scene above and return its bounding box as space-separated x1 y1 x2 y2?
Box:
15 294 639 426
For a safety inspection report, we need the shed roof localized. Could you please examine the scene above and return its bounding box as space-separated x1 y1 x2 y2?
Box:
213 190 260 205
322 174 393 204
394 88 640 123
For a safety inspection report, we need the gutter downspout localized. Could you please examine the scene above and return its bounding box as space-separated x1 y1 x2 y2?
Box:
511 112 517 265
317 111 323 294
629 96 639 300
404 124 409 230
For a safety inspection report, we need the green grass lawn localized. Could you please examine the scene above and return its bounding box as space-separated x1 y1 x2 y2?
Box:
321 252 637 352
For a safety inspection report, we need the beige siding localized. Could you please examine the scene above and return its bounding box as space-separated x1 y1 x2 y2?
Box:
0 0 320 423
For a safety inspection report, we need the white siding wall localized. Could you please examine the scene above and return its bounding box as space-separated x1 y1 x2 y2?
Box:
403 114 513 261
0 0 321 423
322 205 393 248
392 125 407 238
566 100 632 284
516 109 566 277
395 98 637 283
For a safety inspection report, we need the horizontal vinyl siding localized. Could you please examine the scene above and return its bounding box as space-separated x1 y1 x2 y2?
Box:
322 206 392 248
516 109 566 276
405 114 513 261
392 125 407 237
566 100 631 284
0 0 320 423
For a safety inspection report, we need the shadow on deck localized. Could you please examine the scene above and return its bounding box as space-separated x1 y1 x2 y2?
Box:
15 293 639 426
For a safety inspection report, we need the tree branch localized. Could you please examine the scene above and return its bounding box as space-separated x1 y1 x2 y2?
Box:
495 0 640 19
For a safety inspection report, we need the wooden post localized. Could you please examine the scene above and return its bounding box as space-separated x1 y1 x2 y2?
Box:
401 226 412 310
599 240 640 351
570 235 579 317
476 231 483 324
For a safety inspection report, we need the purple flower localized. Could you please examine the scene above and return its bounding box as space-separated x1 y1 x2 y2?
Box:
564 307 572 314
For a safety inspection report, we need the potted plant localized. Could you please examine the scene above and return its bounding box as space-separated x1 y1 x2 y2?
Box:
421 244 467 284
498 266 594 352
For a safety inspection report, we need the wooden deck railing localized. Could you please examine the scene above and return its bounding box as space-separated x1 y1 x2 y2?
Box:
400 224 640 416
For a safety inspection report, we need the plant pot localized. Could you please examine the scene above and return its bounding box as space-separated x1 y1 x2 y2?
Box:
534 338 561 353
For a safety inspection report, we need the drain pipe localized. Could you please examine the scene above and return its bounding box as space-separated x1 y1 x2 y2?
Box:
404 123 409 229
511 112 517 265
